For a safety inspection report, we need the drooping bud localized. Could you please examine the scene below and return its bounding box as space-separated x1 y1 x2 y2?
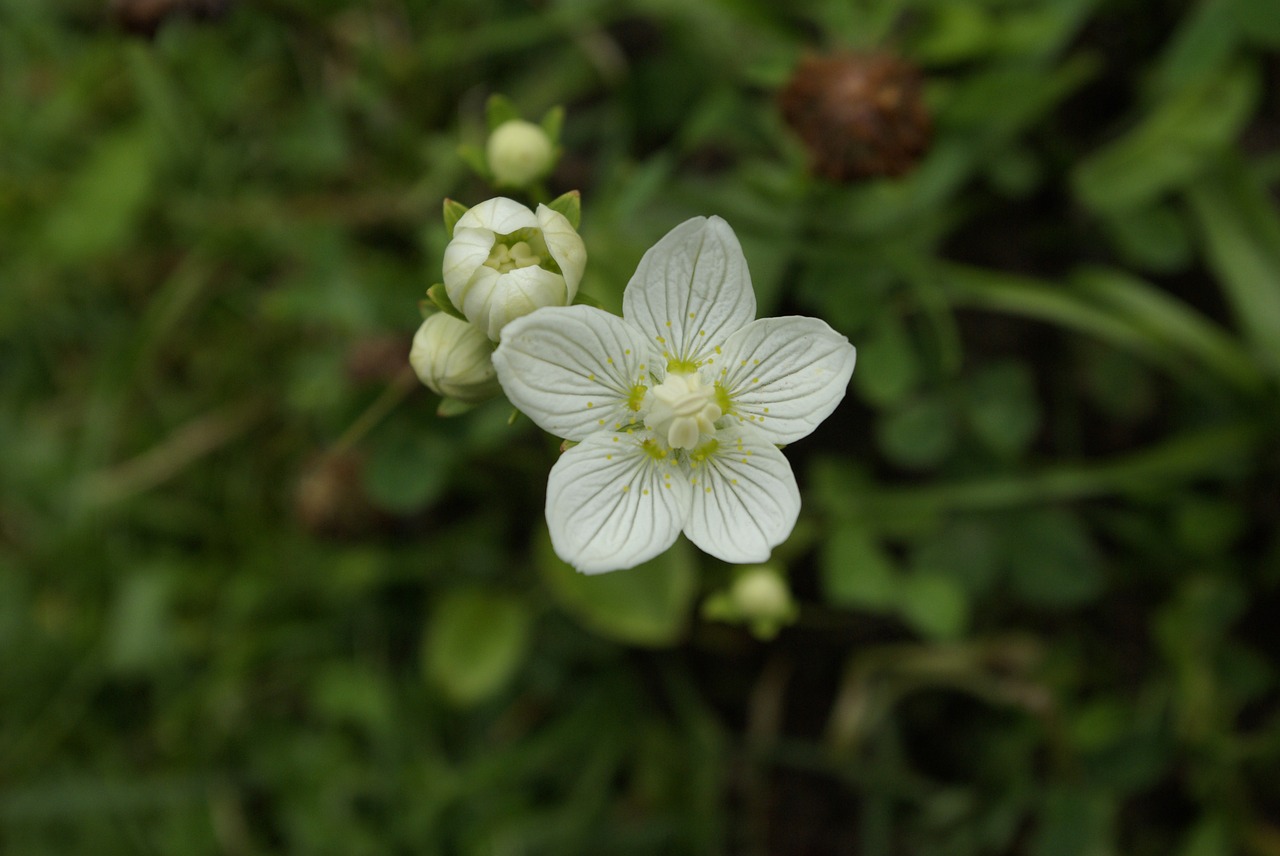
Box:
409 312 501 403
779 52 932 182
486 119 556 189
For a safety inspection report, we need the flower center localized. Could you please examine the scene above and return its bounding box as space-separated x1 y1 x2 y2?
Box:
484 240 543 274
644 371 722 451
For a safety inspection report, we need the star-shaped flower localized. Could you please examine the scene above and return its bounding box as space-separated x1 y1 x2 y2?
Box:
493 216 856 573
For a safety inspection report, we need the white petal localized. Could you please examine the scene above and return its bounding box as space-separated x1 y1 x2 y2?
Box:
622 216 756 369
546 431 693 574
715 316 856 445
492 305 662 441
449 265 499 335
442 227 494 301
682 426 800 564
455 196 538 235
537 204 586 300
486 266 567 341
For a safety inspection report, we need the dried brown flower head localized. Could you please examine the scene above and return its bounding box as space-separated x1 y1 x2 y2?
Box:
779 52 932 182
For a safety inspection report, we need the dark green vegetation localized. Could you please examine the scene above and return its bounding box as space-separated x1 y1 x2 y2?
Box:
3 0 1279 853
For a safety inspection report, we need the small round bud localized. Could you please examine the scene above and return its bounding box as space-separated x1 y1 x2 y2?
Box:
409 313 500 403
486 119 555 188
731 566 795 623
703 565 799 639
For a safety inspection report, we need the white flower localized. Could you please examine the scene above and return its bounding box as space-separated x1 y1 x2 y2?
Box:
492 216 856 574
443 197 586 342
409 312 501 403
486 119 555 188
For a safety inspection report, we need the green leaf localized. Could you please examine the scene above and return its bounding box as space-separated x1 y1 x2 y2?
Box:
1098 203 1192 273
898 573 969 640
105 570 175 674
1004 509 1103 608
537 531 696 647
937 262 1200 377
485 93 521 131
1172 496 1245 556
427 282 467 321
912 3 995 63
1080 344 1157 421
442 199 469 237
820 525 899 610
545 189 581 229
423 588 533 706
1232 0 1280 47
965 362 1040 459
1033 787 1114 856
1072 63 1258 213
853 313 921 407
1185 157 1280 376
311 664 395 732
1072 266 1263 393
877 395 955 470
41 122 160 261
363 421 451 513
910 518 1001 596
1149 0 1241 96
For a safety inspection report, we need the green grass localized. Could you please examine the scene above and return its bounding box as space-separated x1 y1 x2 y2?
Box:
3 0 1279 853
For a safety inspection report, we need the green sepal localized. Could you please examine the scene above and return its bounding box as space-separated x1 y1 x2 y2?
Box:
485 94 521 132
507 408 521 426
427 283 467 321
442 198 470 237
546 189 581 229
540 105 565 144
418 298 439 321
437 397 480 418
571 291 604 310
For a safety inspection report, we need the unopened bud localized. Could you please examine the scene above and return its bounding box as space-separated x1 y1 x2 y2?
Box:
486 119 555 188
409 313 500 403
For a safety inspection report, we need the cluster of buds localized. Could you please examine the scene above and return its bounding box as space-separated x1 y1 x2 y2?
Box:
410 95 583 414
410 193 586 413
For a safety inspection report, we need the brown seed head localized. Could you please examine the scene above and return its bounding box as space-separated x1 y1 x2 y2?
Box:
779 52 932 182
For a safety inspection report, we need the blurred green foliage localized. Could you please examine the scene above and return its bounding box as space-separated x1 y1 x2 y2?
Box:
2 0 1279 853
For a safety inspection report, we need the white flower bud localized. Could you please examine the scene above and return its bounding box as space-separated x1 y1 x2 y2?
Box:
409 313 500 403
442 197 587 341
486 119 555 188
730 566 796 624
